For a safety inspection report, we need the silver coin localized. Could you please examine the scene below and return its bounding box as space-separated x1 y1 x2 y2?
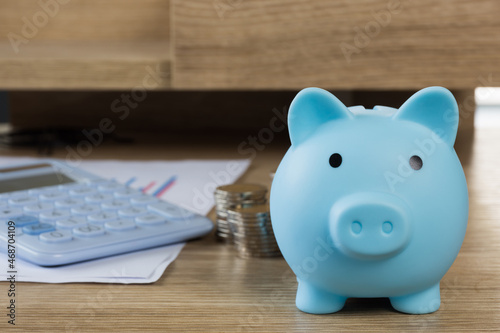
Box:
233 237 279 246
215 184 267 198
228 225 273 233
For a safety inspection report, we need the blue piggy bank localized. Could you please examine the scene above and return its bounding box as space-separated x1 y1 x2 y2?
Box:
270 87 468 314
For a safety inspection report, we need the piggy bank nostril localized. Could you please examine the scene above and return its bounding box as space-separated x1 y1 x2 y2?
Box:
382 221 393 234
351 221 362 234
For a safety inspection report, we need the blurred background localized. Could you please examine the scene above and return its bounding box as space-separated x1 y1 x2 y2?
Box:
0 0 499 150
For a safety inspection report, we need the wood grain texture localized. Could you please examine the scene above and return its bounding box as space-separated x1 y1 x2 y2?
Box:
0 0 170 90
2 0 498 91
173 0 500 89
0 0 170 41
0 126 498 332
0 41 170 90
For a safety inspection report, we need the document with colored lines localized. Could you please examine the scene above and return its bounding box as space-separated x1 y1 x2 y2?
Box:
0 157 251 216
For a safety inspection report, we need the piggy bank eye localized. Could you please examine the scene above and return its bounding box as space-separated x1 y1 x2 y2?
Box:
329 153 342 168
409 155 423 170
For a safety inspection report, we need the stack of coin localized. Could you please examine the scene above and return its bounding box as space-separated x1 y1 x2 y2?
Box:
227 204 281 258
214 184 267 242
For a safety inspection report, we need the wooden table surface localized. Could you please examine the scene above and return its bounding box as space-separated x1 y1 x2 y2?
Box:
0 128 499 332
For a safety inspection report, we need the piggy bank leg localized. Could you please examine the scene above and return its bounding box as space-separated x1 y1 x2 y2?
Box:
296 279 347 314
389 283 441 314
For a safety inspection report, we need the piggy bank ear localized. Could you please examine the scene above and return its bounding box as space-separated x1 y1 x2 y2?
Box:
288 88 352 145
393 87 459 146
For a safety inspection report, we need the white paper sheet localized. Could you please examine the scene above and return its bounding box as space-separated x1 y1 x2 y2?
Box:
1 243 185 284
0 157 250 283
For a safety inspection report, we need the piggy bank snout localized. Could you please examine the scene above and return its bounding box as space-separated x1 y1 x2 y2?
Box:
330 193 412 260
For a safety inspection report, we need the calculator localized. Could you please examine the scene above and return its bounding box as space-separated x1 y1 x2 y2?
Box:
0 160 213 266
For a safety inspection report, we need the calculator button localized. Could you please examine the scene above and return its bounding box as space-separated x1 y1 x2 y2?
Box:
88 211 118 224
97 183 125 192
69 188 97 197
8 196 38 206
101 200 129 210
148 202 195 220
130 196 160 206
0 207 24 219
105 219 136 231
24 202 54 214
8 215 39 227
135 214 167 226
84 193 114 204
113 189 142 199
39 191 68 201
56 216 88 229
71 205 101 215
39 209 71 221
39 230 73 243
23 223 56 235
55 197 86 208
73 224 105 237
118 207 148 218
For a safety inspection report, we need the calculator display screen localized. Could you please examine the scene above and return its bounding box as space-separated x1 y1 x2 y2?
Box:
0 172 75 194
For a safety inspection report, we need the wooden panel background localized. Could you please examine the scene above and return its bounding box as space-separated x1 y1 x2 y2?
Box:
0 0 171 90
0 41 170 90
173 0 500 90
0 0 170 41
